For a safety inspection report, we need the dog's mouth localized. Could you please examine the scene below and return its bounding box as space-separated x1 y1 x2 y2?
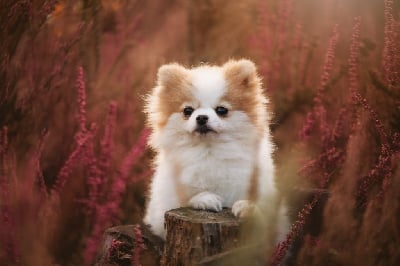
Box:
194 125 217 135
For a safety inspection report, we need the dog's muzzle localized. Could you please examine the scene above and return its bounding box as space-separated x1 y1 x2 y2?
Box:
195 115 215 134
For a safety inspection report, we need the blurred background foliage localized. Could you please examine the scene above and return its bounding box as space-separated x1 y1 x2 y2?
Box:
0 0 399 265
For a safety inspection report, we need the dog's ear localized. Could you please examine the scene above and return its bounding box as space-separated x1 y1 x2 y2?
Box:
223 59 260 90
157 63 189 89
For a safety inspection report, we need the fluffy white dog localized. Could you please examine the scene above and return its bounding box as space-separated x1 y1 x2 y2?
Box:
143 59 289 243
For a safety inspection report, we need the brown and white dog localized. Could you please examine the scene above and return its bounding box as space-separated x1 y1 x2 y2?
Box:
143 59 289 243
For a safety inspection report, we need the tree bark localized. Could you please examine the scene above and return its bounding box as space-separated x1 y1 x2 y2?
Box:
95 224 163 266
161 207 265 266
96 207 265 265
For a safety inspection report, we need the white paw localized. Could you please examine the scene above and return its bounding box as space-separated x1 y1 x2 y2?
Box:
232 200 256 218
188 192 223 212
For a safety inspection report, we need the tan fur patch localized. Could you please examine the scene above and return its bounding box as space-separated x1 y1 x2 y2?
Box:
247 164 259 202
146 64 192 130
222 60 269 133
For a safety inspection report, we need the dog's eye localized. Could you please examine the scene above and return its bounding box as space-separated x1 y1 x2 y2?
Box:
183 106 194 117
215 106 228 116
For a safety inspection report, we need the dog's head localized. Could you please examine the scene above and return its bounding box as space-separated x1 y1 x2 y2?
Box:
146 59 269 147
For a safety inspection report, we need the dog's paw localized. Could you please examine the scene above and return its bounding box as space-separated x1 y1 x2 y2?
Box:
232 200 257 218
188 192 223 212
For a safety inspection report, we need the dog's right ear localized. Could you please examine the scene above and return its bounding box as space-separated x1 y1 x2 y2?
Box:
157 63 189 89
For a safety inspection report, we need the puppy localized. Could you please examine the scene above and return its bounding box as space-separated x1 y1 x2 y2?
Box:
143 59 289 243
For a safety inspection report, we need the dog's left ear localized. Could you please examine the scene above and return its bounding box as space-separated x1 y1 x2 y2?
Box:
223 59 260 90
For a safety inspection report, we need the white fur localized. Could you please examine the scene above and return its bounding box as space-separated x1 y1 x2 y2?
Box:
143 63 289 241
190 66 226 106
189 191 223 211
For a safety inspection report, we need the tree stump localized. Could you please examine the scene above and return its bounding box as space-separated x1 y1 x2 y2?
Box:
96 207 264 265
161 207 265 265
161 207 242 265
95 224 164 266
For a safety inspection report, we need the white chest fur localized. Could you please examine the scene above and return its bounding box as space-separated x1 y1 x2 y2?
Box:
172 135 255 207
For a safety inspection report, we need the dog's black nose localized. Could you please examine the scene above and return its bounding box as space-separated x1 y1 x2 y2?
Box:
196 115 208 126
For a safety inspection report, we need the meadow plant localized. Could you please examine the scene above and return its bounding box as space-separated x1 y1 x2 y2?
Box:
267 3 400 265
383 0 400 89
133 225 145 265
0 127 19 264
0 0 399 265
